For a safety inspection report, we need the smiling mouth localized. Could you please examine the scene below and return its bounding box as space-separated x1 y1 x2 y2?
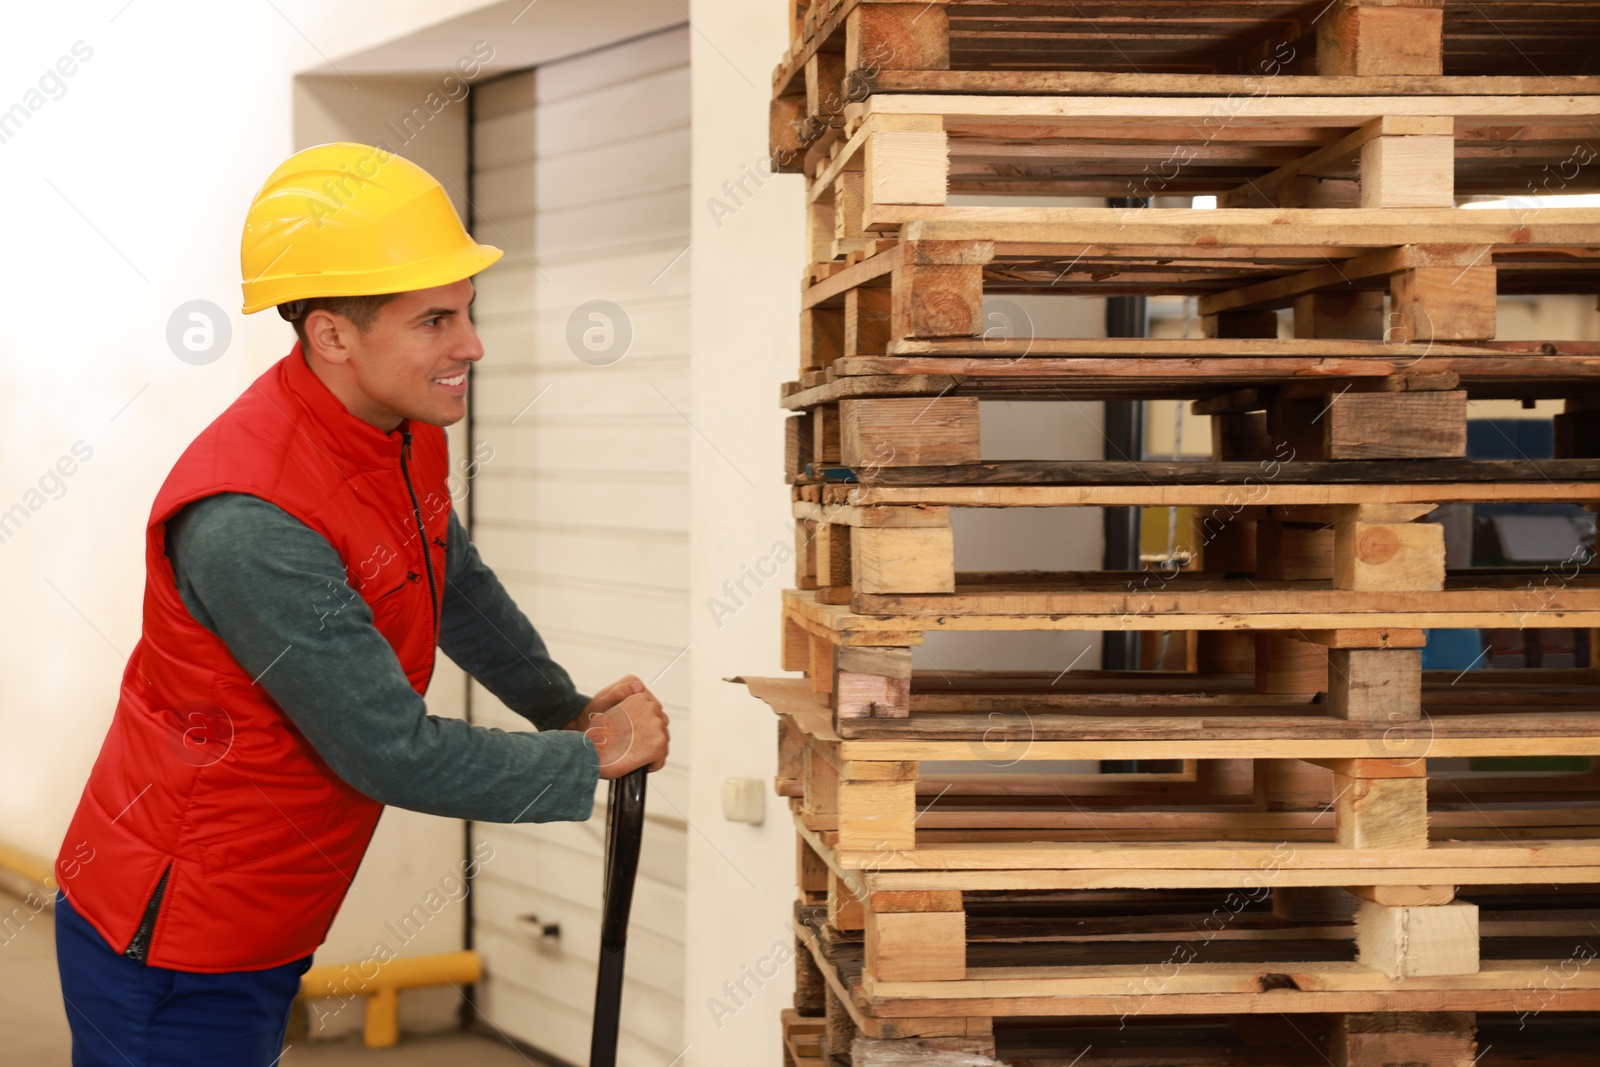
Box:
434 373 467 387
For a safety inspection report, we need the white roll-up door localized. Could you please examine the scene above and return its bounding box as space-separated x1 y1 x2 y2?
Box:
465 25 690 1066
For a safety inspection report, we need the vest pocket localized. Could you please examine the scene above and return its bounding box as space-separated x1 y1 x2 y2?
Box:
124 863 171 963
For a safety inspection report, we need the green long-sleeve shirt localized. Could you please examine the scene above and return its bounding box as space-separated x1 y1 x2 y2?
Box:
164 492 599 823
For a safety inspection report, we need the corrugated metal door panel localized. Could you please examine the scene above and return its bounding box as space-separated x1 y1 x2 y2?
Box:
466 24 690 1066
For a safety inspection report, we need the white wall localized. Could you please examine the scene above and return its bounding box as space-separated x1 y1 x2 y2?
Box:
685 2 811 1063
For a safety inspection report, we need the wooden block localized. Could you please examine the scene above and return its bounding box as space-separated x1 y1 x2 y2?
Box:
793 935 827 1016
783 615 811 672
865 128 948 207
844 286 892 357
804 50 847 126
830 171 872 258
828 868 865 931
799 306 844 373
840 397 980 467
869 890 961 913
807 186 838 265
1194 508 1256 571
865 910 966 982
1255 633 1329 694
1204 309 1279 339
1349 885 1455 907
795 519 819 589
1331 646 1420 723
1336 774 1429 849
779 717 808 787
834 670 910 720
1293 291 1385 339
1195 631 1255 674
816 523 853 589
1272 391 1467 460
802 746 838 818
836 646 913 680
1332 1012 1477 1067
891 260 985 340
1253 759 1334 811
1355 901 1480 978
786 414 816 478
797 833 829 896
1272 885 1358 922
845 3 949 72
822 982 857 1065
770 92 809 175
852 526 955 594
836 779 916 850
809 633 834 696
1209 412 1273 461
813 404 841 464
1317 4 1443 77
1255 520 1333 580
1360 134 1454 208
1334 521 1445 591
1390 266 1497 342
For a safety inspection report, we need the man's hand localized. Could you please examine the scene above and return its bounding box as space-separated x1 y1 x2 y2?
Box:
562 675 670 778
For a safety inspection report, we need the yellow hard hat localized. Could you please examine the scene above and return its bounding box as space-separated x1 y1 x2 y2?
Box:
240 142 502 314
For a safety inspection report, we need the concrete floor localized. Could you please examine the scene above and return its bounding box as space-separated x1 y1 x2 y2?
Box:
0 893 546 1066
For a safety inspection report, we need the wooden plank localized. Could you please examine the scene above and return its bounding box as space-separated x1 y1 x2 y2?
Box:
862 92 1600 124
900 207 1600 246
843 459 1600 489
843 479 1600 507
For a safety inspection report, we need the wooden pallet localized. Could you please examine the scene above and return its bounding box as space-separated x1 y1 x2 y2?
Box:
796 1010 1600 1066
805 96 1600 253
794 894 1600 1057
798 228 1600 379
771 0 1600 170
788 1000 1600 1066
751 671 1600 840
791 488 1596 605
791 398 1600 486
795 878 1600 1004
782 339 1600 406
793 388 1600 476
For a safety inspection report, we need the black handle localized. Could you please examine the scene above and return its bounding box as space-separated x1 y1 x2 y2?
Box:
589 766 647 1067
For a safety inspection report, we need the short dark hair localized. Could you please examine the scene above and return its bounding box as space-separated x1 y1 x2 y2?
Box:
278 293 403 350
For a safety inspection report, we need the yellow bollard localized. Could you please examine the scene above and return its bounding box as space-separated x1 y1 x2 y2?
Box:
297 950 482 1048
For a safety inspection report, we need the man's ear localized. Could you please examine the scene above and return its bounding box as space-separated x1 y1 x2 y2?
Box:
304 309 355 366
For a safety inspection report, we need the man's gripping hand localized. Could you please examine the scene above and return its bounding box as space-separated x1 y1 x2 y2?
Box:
562 675 670 778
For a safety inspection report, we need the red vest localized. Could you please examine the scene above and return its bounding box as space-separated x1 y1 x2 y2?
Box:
55 343 451 971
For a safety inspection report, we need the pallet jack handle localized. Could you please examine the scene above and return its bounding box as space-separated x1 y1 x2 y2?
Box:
589 765 647 1067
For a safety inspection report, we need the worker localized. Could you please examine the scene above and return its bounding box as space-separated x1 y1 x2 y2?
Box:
50 142 671 1066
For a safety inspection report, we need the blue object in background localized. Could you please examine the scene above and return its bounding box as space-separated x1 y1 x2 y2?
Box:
1421 628 1486 672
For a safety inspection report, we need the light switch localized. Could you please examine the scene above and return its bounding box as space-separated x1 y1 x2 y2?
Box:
721 777 766 825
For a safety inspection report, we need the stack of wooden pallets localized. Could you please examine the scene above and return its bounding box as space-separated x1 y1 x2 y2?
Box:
740 2 1600 1063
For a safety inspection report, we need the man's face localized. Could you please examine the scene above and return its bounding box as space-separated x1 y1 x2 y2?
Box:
333 278 483 430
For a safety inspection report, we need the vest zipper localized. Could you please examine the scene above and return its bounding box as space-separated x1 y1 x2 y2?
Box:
124 864 171 963
399 429 440 636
